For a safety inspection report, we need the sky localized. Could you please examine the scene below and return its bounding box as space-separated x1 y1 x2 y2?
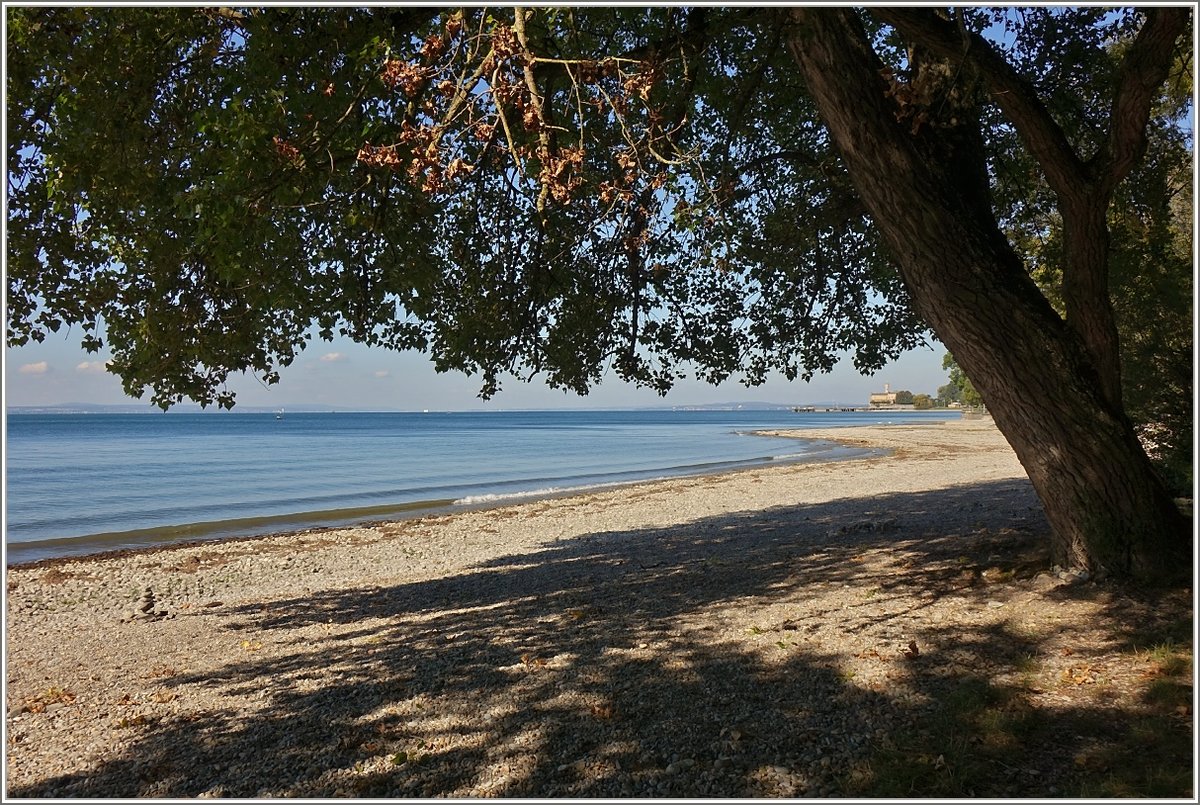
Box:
4 330 952 411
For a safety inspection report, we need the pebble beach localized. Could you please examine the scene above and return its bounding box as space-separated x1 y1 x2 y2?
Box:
5 420 1190 797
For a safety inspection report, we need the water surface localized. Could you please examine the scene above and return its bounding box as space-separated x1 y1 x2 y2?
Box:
5 408 957 562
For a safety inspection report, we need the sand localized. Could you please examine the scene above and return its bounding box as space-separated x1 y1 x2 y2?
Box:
4 420 1188 797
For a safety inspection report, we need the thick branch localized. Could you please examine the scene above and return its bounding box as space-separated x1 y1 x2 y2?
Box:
1094 7 1191 196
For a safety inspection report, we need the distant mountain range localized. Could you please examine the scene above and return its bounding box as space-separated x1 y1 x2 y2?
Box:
7 399 857 415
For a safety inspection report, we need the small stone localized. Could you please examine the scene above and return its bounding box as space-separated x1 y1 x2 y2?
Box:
986 600 1005 609
1031 573 1059 591
44 702 65 714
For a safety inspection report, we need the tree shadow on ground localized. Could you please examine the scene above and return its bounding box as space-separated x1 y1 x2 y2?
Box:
10 479 1192 797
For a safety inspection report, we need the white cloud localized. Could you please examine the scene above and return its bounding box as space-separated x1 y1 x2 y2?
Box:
75 360 112 374
373 370 390 379
320 352 345 363
18 362 49 375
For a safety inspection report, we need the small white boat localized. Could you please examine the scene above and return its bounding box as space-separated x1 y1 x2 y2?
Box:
275 409 284 420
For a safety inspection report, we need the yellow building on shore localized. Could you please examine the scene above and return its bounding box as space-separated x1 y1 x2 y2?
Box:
869 383 897 407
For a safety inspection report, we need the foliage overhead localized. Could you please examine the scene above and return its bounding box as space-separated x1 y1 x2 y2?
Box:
7 7 928 409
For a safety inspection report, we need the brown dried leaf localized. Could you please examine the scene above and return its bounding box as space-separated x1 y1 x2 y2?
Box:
590 703 616 719
1061 665 1096 685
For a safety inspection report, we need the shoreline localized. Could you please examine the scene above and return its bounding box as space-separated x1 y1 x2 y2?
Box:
15 419 1183 798
6 431 886 569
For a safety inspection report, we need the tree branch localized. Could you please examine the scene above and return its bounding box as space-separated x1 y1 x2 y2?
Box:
874 7 1190 206
873 8 1088 204
1094 7 1191 196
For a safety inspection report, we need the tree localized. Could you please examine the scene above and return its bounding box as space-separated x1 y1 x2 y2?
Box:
912 393 933 410
6 8 1191 582
892 389 914 405
936 384 960 406
942 353 983 408
788 8 1189 582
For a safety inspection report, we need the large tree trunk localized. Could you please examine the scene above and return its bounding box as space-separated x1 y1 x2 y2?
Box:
788 9 1189 583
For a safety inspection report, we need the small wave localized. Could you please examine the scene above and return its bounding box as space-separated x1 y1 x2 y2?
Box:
454 477 669 506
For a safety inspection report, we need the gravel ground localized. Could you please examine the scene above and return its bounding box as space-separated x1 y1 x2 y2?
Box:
4 421 1187 797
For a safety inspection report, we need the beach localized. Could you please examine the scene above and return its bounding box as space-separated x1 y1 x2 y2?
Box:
5 420 1191 797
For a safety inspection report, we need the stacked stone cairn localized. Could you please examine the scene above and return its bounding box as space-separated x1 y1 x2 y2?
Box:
129 587 169 622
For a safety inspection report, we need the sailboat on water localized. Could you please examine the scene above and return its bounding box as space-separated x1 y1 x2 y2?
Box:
275 408 284 420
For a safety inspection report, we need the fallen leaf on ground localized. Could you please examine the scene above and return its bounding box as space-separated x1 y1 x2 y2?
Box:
1061 665 1096 684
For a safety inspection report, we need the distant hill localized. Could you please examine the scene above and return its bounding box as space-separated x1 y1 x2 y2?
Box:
5 403 356 415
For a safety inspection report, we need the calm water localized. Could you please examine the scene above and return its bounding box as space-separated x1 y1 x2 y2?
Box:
5 408 958 562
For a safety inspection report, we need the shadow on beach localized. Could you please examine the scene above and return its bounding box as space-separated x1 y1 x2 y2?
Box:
10 479 1192 798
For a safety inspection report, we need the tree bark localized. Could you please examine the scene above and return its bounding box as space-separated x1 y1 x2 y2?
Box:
1060 197 1122 409
787 8 1189 583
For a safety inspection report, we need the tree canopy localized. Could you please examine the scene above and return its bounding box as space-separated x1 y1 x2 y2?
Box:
6 7 1192 580
8 7 925 408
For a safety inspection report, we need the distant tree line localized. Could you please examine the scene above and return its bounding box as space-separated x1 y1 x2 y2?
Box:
881 354 982 409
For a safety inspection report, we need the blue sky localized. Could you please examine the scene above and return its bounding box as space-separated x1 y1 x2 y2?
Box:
4 330 951 411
